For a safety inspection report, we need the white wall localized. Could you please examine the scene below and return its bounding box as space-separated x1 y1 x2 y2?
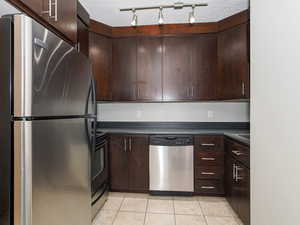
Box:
251 1 300 225
97 102 250 122
0 1 20 17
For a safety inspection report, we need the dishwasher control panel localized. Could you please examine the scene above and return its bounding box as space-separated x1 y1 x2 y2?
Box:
150 135 193 146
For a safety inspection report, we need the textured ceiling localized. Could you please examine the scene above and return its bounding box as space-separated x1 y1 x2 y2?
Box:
80 0 249 27
0 1 20 17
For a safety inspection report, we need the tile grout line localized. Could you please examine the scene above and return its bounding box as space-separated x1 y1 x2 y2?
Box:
111 197 125 225
143 198 149 225
172 199 176 225
198 199 209 225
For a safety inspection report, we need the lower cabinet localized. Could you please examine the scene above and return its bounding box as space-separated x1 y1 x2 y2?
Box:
109 134 149 192
225 138 250 225
194 135 225 195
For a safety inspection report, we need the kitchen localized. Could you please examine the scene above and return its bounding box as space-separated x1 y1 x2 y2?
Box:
0 1 299 225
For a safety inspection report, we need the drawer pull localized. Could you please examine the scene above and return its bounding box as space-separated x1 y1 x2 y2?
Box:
201 186 215 189
201 157 216 161
201 172 215 175
201 143 215 146
232 150 244 156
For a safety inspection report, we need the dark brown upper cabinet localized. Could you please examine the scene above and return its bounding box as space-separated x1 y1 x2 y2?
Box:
42 0 77 43
77 18 89 57
112 38 137 101
90 33 112 101
217 23 250 100
16 0 77 43
163 36 193 101
191 34 218 100
137 37 163 101
163 35 218 101
19 0 43 14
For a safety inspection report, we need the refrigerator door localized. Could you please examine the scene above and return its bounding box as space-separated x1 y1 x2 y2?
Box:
14 119 91 225
13 15 92 118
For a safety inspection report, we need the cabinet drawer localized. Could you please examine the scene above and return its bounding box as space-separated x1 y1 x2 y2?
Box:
230 142 250 168
195 135 224 152
195 179 224 194
195 166 224 179
195 152 224 166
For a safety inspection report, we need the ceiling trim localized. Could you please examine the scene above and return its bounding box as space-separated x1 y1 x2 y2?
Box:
90 10 249 38
90 20 112 37
218 10 249 32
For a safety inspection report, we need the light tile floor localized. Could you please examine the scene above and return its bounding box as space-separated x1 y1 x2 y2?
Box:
93 192 244 225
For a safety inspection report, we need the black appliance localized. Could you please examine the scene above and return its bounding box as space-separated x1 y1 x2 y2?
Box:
91 131 109 219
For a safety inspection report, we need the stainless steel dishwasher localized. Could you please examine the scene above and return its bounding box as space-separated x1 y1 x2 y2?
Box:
149 135 194 194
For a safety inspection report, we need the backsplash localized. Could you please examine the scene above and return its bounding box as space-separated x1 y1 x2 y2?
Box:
97 102 250 122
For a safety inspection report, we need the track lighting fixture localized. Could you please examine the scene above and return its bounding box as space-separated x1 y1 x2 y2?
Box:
131 9 138 27
158 7 164 25
189 5 196 24
121 2 208 26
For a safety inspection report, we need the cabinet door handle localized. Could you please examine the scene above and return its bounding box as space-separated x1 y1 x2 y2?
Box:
201 172 215 175
242 82 245 96
201 157 216 161
129 137 132 152
191 87 194 97
137 87 140 98
201 143 215 147
201 186 215 189
124 138 127 152
235 166 243 181
41 0 52 17
186 87 190 97
233 164 236 180
53 0 58 21
41 0 58 21
232 150 244 156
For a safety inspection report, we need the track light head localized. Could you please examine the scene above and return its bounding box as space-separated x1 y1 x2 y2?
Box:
131 9 138 27
189 5 196 24
158 7 164 25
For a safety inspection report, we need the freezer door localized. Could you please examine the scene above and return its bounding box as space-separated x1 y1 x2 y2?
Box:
13 15 92 117
14 119 91 225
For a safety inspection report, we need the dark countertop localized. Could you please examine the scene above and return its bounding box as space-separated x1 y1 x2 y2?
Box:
97 127 250 146
224 133 250 146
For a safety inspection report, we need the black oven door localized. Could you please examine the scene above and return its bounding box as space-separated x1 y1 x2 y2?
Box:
92 135 109 196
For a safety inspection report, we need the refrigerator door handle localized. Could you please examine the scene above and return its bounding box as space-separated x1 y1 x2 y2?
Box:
14 121 32 225
92 77 97 116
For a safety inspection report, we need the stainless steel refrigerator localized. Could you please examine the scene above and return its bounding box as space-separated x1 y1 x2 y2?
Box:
0 14 96 225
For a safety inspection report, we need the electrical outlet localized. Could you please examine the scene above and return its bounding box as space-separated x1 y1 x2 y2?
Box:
208 110 214 119
137 110 142 119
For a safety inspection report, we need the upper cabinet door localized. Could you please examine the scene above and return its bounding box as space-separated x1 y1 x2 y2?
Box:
191 34 218 100
112 38 137 101
163 37 192 101
77 18 89 57
217 23 249 100
41 0 77 43
137 37 163 101
90 33 112 101
20 0 43 13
